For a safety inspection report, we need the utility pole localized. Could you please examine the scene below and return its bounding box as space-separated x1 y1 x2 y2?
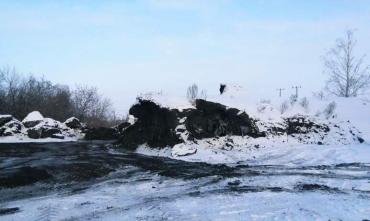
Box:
277 88 285 97
292 86 302 97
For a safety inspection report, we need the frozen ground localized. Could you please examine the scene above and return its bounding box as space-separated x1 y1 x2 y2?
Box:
1 142 370 220
137 142 370 166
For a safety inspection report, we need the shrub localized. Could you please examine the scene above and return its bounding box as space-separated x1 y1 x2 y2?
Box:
299 97 309 111
199 89 207 100
313 90 325 100
289 95 298 105
186 84 199 105
324 101 337 119
280 101 289 114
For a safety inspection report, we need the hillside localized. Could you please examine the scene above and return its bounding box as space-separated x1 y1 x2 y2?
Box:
129 85 370 165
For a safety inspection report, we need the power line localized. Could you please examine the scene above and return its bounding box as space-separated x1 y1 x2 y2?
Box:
292 86 302 97
276 88 285 97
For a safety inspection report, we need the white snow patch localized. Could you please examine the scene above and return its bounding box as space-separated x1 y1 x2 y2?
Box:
127 115 136 125
22 111 44 123
171 143 197 157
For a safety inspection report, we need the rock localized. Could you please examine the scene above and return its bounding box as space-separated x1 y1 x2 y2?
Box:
358 137 365 143
117 121 131 132
41 128 62 138
42 118 61 128
0 128 5 136
294 183 339 192
27 127 62 139
0 115 13 127
64 117 82 129
185 99 263 139
6 121 23 132
27 128 42 139
22 111 44 128
220 84 226 95
2 130 14 136
0 208 20 216
0 120 23 136
228 180 241 186
85 127 120 140
172 143 197 157
118 99 264 150
285 116 330 135
119 99 181 150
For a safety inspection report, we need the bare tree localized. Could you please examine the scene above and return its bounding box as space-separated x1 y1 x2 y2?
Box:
72 85 100 121
199 89 207 100
186 83 198 105
72 85 116 127
324 101 337 119
0 66 117 126
279 101 289 114
313 90 325 100
323 30 370 97
299 97 309 111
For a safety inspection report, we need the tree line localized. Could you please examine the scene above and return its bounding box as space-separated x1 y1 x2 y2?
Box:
0 66 120 127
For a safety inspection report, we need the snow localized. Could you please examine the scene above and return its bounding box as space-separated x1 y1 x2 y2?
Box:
22 111 44 123
171 143 197 157
138 91 194 110
64 117 78 124
137 142 370 166
0 135 79 143
3 182 369 221
127 115 136 125
0 114 13 119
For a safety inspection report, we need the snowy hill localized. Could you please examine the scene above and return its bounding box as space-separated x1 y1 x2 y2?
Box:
139 85 370 140
130 85 370 164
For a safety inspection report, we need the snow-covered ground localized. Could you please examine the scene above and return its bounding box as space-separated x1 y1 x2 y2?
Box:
1 142 370 221
137 143 370 166
4 171 370 221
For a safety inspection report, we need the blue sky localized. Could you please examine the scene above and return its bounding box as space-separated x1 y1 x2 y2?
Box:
1 0 370 113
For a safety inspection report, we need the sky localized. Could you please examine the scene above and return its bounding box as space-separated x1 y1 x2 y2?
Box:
1 0 370 113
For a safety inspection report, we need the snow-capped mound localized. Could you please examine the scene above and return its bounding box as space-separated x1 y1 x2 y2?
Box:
0 112 84 143
22 111 44 128
0 115 25 137
136 85 370 140
126 86 369 163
